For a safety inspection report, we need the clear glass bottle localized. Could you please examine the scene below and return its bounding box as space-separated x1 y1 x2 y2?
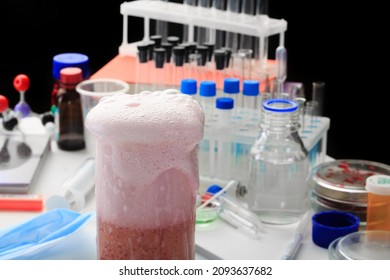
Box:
247 98 310 224
56 67 85 151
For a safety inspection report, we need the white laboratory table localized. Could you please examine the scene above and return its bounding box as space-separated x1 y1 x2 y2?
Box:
0 131 329 260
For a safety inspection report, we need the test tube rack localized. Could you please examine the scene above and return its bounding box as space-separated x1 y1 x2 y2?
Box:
119 0 287 87
199 112 330 188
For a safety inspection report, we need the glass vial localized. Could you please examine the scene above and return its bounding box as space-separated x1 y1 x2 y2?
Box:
247 98 310 224
56 67 85 151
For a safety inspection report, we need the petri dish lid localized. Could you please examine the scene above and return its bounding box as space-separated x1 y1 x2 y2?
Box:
329 230 390 260
311 159 390 203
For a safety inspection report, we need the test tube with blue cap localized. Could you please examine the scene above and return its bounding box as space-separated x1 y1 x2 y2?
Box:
215 97 235 179
180 78 198 101
198 80 217 177
222 78 240 110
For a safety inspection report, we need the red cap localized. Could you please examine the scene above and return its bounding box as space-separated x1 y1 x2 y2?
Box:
60 67 83 84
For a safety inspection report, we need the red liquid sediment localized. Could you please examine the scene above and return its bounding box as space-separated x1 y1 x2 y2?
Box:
97 217 195 260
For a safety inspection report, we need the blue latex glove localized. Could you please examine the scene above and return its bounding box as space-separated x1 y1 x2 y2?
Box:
0 208 95 259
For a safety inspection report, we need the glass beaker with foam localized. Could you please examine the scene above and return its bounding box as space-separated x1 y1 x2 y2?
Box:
85 91 205 260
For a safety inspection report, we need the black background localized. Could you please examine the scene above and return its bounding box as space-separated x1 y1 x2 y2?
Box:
0 0 388 165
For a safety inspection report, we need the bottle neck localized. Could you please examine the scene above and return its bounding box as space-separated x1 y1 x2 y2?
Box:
60 81 79 90
259 105 300 133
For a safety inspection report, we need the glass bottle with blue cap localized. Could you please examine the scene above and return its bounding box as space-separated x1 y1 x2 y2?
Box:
247 98 310 224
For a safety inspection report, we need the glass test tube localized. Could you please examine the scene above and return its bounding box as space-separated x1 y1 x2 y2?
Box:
173 46 186 88
203 42 215 79
154 1 169 41
197 0 212 45
212 0 226 49
237 49 253 91
161 42 174 88
240 0 256 52
213 49 226 91
311 81 325 116
153 48 167 91
196 45 209 82
183 0 198 42
135 43 150 93
221 47 233 78
188 53 202 81
254 0 269 62
225 0 240 52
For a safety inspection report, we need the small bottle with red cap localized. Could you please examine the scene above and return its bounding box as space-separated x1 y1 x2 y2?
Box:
56 67 85 151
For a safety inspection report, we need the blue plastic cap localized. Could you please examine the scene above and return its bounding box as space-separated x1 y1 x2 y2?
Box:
199 81 216 97
216 97 234 110
52 53 90 80
243 80 260 96
262 98 299 113
180 79 197 95
223 78 240 94
207 185 223 195
312 210 360 249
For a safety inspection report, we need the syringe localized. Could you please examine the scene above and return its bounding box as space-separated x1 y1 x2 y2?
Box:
197 180 264 239
46 157 95 212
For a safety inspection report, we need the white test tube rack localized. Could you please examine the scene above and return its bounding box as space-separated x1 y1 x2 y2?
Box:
118 1 329 187
119 0 287 73
200 113 330 188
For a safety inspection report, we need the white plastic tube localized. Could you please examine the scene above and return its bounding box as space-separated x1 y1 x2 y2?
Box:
46 157 95 212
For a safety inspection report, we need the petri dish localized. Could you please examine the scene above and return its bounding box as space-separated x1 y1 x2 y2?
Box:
195 193 221 225
328 230 390 260
310 159 390 224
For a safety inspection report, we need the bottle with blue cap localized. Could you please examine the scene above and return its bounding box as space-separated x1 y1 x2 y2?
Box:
52 53 90 108
246 98 310 224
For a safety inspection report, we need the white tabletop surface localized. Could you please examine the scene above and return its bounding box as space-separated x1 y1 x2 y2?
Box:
0 117 330 260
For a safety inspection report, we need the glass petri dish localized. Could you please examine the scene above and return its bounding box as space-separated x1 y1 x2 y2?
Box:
329 230 390 260
195 193 221 225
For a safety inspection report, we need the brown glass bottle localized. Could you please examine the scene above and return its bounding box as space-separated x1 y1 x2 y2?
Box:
57 67 85 151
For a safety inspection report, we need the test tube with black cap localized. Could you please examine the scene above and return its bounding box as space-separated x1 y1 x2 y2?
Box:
150 35 163 48
203 42 215 63
221 47 233 78
196 45 209 81
153 48 167 91
173 46 186 88
135 43 150 92
161 42 174 87
167 36 181 47
214 49 226 92
183 42 197 63
147 41 156 62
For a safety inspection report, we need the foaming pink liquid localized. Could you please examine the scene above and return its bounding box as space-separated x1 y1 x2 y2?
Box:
86 91 204 260
95 137 199 260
